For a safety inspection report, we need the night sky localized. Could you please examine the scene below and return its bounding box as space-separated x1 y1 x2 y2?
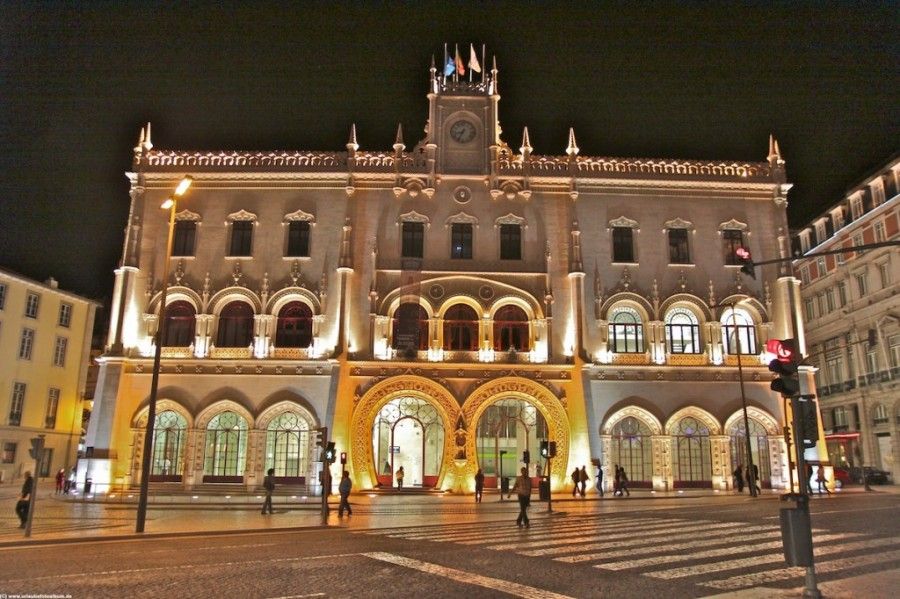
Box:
1 2 896 306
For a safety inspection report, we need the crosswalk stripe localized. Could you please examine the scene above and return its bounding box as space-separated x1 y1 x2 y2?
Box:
553 528 780 563
358 514 608 537
390 516 644 541
646 534 887 579
501 520 712 553
403 517 679 544
701 547 900 590
454 518 689 546
594 534 794 570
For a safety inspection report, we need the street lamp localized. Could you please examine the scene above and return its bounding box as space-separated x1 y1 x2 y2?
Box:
728 302 758 498
136 175 193 533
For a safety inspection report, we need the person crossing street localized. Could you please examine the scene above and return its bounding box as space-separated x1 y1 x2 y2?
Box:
511 466 532 528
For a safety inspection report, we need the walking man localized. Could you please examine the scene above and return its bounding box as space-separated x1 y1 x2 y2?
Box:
618 466 630 496
816 465 832 495
750 463 761 495
261 468 275 515
511 466 532 528
579 466 589 497
474 468 484 503
55 469 65 495
16 471 33 528
596 464 604 497
396 466 404 489
571 468 579 497
613 464 621 496
733 463 745 493
338 470 353 516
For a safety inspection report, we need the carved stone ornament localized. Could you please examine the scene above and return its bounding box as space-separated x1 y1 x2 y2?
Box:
664 217 693 230
290 260 302 286
173 260 185 286
718 218 748 231
175 209 201 222
232 262 243 286
608 215 639 229
452 186 472 204
445 211 478 226
227 209 257 222
284 209 315 223
495 213 526 227
399 210 430 225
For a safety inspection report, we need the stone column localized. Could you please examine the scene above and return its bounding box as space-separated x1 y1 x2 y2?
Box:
768 435 787 490
652 435 672 491
245 429 265 490
194 314 213 358
254 314 274 358
710 435 730 490
131 428 145 487
182 428 204 490
599 434 612 493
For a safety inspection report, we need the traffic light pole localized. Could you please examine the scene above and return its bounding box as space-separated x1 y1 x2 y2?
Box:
545 457 553 514
25 435 44 538
729 304 758 497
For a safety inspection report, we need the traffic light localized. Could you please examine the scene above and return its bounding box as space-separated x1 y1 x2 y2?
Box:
29 436 45 460
340 451 347 465
315 427 328 449
767 338 800 397
540 440 549 459
548 441 557 458
735 247 756 280
523 450 530 464
324 442 336 463
796 395 820 450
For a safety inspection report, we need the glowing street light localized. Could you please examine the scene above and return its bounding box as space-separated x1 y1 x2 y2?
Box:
136 175 193 533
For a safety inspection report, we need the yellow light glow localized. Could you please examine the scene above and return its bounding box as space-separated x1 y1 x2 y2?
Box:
174 175 193 196
160 198 174 210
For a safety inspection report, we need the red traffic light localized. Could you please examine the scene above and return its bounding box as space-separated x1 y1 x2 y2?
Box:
766 338 799 363
735 247 750 260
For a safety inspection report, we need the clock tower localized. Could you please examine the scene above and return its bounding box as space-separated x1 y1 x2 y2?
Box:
424 52 502 176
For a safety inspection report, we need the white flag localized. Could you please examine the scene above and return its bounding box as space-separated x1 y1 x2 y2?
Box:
468 43 482 73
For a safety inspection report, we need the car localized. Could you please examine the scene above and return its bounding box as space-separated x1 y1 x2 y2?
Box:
862 466 891 485
832 467 853 488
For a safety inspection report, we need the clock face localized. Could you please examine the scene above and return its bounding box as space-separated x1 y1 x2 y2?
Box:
449 120 477 144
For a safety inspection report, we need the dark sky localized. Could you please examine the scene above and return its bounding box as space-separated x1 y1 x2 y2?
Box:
1 1 896 304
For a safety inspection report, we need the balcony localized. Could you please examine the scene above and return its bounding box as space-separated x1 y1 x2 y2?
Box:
611 352 652 366
270 347 310 360
161 346 194 359
208 347 253 360
667 353 709 366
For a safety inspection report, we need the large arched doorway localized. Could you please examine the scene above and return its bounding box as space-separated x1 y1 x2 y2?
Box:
372 397 445 488
672 416 712 488
728 417 772 488
265 411 311 484
609 416 652 488
475 398 547 488
150 410 187 482
203 411 248 482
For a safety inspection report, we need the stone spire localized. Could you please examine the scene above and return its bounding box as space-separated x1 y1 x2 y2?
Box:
767 134 784 167
393 123 405 153
566 127 579 157
347 123 359 153
520 126 532 158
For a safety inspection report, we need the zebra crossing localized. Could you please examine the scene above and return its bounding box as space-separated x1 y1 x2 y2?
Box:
357 513 900 590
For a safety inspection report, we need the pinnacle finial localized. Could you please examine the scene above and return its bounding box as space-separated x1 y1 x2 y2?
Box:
134 126 145 154
768 134 783 166
393 123 405 153
144 122 152 151
347 123 359 152
520 126 532 156
566 127 579 157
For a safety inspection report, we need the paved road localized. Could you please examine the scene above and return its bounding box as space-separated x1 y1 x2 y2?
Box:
0 492 897 598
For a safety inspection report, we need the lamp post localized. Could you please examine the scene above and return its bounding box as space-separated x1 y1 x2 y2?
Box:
136 175 193 533
729 302 758 498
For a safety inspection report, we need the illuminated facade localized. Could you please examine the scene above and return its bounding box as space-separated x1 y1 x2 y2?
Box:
793 156 899 481
83 55 820 494
0 268 99 486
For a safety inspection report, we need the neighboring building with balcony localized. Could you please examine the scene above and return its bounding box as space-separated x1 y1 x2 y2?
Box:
82 52 815 495
0 268 99 486
793 155 900 481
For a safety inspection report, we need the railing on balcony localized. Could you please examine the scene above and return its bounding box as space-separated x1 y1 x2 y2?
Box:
270 347 309 360
873 418 890 425
161 346 194 358
667 353 708 366
611 352 652 365
209 346 253 359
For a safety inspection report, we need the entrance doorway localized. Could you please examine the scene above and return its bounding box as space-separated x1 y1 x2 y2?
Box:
476 398 547 489
372 397 444 488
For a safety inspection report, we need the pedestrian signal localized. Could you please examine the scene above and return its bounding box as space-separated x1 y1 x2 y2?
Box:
796 396 820 450
735 247 756 280
767 338 800 397
324 442 336 463
315 427 328 448
29 436 45 460
540 440 550 458
340 451 347 465
523 450 530 464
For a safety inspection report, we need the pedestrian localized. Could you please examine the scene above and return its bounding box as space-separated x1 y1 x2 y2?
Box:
619 466 630 496
383 460 392 475
613 464 621 496
338 470 353 516
596 464 604 497
579 466 589 497
816 465 832 495
571 468 579 497
511 466 532 528
474 468 484 503
65 467 76 494
16 471 33 529
261 468 275 514
805 463 814 495
55 469 65 495
733 463 745 493
750 463 761 494
396 465 404 489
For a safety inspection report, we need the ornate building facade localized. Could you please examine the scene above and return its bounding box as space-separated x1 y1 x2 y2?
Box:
793 156 899 482
82 55 820 495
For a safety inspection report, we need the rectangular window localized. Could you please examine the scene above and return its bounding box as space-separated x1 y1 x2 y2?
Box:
816 257 827 277
450 223 473 259
401 222 424 258
865 350 878 374
1 442 15 463
825 288 835 312
874 221 886 242
25 292 40 318
878 262 891 288
667 229 691 264
58 302 72 327
800 266 810 285
19 328 34 360
612 227 635 263
45 388 60 429
850 197 862 220
722 229 744 265
9 382 26 426
804 298 815 320
38 448 52 477
853 233 864 257
286 221 311 257
172 220 197 257
837 245 847 266
53 336 67 367
834 407 848 427
837 281 848 307
0 283 6 309
229 221 253 256
816 294 825 316
889 334 900 369
499 224 522 260
855 272 868 296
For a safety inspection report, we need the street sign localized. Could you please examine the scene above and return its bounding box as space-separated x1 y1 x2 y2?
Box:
389 445 400 454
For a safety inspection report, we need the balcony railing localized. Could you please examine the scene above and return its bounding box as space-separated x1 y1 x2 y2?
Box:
667 353 708 366
270 347 309 360
161 346 194 358
611 352 652 365
209 346 253 359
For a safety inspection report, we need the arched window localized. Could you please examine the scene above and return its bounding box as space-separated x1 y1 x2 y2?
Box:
610 416 652 486
874 403 888 424
216 301 254 348
150 410 187 480
275 302 313 348
444 304 479 351
265 411 310 481
476 398 547 484
721 308 757 354
672 416 712 488
163 301 196 347
728 417 771 488
665 307 701 354
609 307 644 353
493 305 530 351
392 303 429 351
203 411 248 481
